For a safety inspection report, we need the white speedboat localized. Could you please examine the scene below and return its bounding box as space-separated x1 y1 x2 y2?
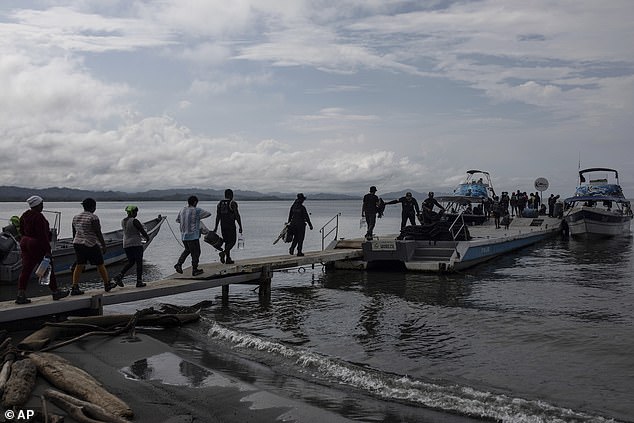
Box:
351 170 565 273
564 168 633 239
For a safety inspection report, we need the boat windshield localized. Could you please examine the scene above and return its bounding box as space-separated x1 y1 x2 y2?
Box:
574 183 625 199
454 183 489 198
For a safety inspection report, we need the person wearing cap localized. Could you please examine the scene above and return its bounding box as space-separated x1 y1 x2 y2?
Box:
386 192 420 229
214 189 243 265
113 205 149 288
362 186 380 240
15 195 69 304
71 198 116 294
287 193 313 256
2 215 21 240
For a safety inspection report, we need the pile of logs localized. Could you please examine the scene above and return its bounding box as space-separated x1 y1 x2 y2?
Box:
1 307 201 422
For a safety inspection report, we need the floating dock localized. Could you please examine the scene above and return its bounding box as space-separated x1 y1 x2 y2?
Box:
338 216 564 272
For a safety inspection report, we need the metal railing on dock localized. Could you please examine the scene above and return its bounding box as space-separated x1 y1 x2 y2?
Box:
448 211 467 259
320 213 342 250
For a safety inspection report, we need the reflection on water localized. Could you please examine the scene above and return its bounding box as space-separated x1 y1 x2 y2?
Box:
121 352 244 390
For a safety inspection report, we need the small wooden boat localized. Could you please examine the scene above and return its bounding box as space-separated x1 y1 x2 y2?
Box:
0 215 166 283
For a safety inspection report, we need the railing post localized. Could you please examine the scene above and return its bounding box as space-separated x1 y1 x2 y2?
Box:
320 212 342 250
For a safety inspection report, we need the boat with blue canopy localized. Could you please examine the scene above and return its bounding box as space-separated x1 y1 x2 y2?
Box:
563 168 632 239
434 169 496 226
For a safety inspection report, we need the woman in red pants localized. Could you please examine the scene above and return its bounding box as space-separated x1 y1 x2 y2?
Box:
15 195 69 304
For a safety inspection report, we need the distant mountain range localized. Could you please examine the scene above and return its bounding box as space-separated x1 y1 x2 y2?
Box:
0 186 440 202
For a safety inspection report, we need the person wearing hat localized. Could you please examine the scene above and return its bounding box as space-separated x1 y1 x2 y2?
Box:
113 205 150 288
287 193 313 256
15 195 69 304
71 198 116 294
386 191 420 229
2 215 21 240
362 186 380 240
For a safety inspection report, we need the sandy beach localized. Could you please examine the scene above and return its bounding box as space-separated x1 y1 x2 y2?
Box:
14 331 355 423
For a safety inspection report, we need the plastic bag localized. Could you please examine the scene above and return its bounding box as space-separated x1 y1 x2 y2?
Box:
35 257 50 277
39 266 51 286
359 217 367 229
237 234 245 249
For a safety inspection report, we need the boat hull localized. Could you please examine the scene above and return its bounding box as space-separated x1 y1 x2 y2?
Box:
565 208 631 239
356 216 563 272
0 215 166 283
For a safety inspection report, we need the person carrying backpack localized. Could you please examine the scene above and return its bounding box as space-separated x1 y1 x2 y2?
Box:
214 189 243 264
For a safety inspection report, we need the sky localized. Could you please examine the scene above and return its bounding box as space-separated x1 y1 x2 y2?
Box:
1 0 633 197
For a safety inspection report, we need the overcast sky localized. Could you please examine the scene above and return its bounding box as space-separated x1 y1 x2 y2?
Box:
1 1 632 196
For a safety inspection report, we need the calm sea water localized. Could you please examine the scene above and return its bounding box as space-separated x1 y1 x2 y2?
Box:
2 200 633 422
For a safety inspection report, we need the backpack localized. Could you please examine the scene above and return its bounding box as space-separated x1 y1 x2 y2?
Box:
219 200 235 218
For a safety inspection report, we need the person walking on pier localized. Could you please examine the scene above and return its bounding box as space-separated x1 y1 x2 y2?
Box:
71 198 116 294
15 196 69 304
362 186 380 240
288 193 313 256
214 189 243 265
386 192 420 229
175 195 210 276
113 205 149 287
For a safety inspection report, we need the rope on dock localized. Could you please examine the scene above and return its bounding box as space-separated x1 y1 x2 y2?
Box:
164 217 184 248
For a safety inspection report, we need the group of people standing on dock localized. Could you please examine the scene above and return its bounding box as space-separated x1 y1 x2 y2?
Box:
12 195 146 304
362 186 447 240
361 186 563 239
10 188 316 304
173 189 315 276
173 189 244 276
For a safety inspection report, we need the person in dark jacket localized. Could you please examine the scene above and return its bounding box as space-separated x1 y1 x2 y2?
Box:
421 192 445 224
214 189 243 264
15 195 69 304
288 193 313 256
386 192 420 229
362 186 379 240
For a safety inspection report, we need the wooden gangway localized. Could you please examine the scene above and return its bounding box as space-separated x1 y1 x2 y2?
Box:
0 247 363 325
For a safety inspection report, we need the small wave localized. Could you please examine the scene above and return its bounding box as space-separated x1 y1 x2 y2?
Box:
207 321 617 423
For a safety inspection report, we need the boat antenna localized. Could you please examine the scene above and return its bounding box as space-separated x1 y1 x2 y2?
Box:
578 152 581 170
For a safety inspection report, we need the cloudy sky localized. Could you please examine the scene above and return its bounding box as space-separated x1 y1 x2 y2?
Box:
1 1 632 196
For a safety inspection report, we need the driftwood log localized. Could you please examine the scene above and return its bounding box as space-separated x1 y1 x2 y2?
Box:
44 388 130 423
0 358 14 396
1 358 37 407
18 312 200 351
29 352 133 419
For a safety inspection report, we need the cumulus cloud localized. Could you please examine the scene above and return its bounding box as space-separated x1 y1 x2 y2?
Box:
1 0 633 195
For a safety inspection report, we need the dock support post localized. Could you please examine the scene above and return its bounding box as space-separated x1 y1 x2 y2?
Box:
259 265 272 303
222 285 229 306
90 295 104 316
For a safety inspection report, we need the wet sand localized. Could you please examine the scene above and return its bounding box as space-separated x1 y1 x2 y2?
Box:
18 332 354 423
